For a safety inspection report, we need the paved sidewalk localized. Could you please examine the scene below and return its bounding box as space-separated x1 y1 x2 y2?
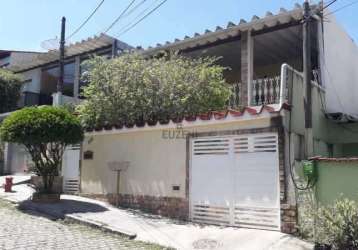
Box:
0 175 33 203
0 179 313 250
0 200 167 250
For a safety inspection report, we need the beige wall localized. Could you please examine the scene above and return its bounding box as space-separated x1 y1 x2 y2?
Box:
81 117 273 198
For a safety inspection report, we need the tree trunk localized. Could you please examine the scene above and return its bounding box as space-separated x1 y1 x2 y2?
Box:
42 175 48 193
41 175 54 193
48 175 54 193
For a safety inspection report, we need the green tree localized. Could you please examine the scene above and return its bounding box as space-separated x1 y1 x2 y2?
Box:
0 68 23 113
0 106 84 193
77 53 232 128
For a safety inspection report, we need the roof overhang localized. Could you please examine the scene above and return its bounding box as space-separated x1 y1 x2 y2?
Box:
10 34 131 73
139 4 312 56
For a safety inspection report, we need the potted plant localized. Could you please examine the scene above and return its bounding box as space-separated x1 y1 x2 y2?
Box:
0 106 84 202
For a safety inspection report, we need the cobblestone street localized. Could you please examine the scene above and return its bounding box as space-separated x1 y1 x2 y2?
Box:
0 201 169 250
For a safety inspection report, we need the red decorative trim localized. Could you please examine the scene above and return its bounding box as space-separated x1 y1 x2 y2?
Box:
198 112 212 120
85 104 288 132
172 117 184 123
212 111 228 120
184 116 197 122
262 105 276 113
228 109 242 117
280 102 292 111
244 107 258 115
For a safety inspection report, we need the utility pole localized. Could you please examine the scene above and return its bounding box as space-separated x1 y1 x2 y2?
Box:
303 0 313 157
55 16 66 106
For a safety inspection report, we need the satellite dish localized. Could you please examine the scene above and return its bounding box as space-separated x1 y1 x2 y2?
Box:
41 37 60 51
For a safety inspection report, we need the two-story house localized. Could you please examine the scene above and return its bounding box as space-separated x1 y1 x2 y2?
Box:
0 34 131 180
79 3 358 234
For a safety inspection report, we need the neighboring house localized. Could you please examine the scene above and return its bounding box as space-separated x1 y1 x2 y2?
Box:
0 34 132 190
0 50 45 108
0 50 44 69
79 3 358 234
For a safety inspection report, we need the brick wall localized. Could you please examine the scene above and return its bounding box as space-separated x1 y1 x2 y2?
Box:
80 193 189 221
281 204 297 234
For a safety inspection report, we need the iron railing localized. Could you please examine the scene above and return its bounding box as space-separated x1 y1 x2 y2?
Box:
251 76 281 106
228 83 242 108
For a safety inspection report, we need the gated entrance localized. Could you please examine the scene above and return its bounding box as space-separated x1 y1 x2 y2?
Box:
62 144 80 194
190 133 280 230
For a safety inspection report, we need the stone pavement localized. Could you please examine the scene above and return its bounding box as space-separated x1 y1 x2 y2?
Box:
0 201 168 250
0 176 313 250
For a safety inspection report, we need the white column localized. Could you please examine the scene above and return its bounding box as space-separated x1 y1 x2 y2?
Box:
247 30 254 106
241 30 254 106
52 92 63 106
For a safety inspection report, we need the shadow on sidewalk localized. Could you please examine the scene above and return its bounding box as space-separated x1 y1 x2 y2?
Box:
17 198 109 220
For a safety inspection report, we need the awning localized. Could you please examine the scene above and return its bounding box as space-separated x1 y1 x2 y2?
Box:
10 34 131 73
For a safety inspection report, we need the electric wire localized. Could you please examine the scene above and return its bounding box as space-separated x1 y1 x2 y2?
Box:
121 0 148 19
66 0 105 40
103 0 137 34
116 0 168 37
282 15 317 191
322 0 338 10
286 69 317 191
114 0 162 35
325 0 358 16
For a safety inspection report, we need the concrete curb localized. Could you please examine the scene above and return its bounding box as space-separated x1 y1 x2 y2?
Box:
0 197 137 239
65 214 137 239
17 201 64 220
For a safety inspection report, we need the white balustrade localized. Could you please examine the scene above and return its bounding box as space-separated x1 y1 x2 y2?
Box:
251 76 281 106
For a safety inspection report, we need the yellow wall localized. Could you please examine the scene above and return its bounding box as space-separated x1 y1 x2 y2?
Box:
80 117 273 198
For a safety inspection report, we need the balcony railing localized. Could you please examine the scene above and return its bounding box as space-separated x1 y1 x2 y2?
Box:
228 64 301 108
228 76 282 108
228 83 242 108
251 76 281 106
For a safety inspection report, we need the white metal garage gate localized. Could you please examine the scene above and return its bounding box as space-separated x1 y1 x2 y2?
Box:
190 133 280 231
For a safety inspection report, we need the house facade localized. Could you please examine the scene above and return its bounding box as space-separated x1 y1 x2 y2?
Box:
1 2 358 234
79 3 358 234
0 34 131 185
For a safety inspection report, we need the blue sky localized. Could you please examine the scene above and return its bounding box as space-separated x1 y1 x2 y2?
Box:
0 0 357 51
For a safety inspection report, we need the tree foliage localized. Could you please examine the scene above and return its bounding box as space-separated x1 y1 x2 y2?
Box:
0 106 84 193
0 68 23 113
77 53 232 128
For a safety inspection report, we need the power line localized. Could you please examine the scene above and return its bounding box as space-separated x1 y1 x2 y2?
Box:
117 0 168 37
66 0 105 40
115 0 162 34
122 0 148 18
325 0 358 16
322 0 338 10
103 0 137 34
115 0 161 35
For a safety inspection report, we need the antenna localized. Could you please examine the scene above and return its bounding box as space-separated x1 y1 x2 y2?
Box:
40 37 60 51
